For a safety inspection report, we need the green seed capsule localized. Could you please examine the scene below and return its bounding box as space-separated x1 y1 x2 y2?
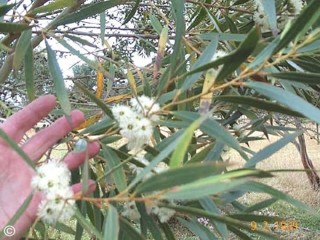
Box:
74 139 88 152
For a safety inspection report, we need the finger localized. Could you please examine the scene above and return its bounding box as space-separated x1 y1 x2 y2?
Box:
0 95 56 143
64 142 100 170
23 110 85 161
72 180 96 196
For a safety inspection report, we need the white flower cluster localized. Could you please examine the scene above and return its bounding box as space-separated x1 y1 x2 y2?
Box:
253 0 305 32
288 0 304 15
253 1 270 32
112 95 160 150
121 201 176 223
31 160 75 224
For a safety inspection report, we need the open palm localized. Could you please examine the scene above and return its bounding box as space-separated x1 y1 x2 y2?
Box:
0 95 100 239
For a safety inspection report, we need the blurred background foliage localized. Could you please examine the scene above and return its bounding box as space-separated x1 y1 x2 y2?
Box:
1 0 320 239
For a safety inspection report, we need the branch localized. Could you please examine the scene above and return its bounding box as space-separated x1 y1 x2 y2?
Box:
0 0 86 84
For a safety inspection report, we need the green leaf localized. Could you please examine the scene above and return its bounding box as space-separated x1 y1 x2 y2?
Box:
215 95 304 117
56 0 123 26
100 12 106 43
170 205 277 239
127 131 183 190
13 29 32 70
64 34 97 48
162 170 259 200
215 27 260 82
57 38 98 70
103 205 119 240
24 43 35 101
199 197 228 238
119 216 146 240
169 117 204 167
178 218 218 240
45 40 71 117
180 36 218 92
270 72 320 85
170 0 186 72
149 14 163 34
273 0 320 53
245 131 302 168
244 198 278 213
74 208 103 240
123 0 141 24
75 82 113 118
53 222 76 235
173 111 243 154
136 203 164 240
0 193 33 239
247 37 280 69
244 181 310 211
187 0 210 31
259 0 277 35
199 32 246 42
0 129 35 169
102 146 127 192
186 27 259 82
30 0 77 14
0 22 30 33
246 81 320 124
0 3 15 17
135 163 228 194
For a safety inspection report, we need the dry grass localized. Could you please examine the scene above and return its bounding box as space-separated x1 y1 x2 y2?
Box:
228 134 320 206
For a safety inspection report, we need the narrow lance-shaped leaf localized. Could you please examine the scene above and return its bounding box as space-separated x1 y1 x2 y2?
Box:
199 69 216 114
215 27 260 82
0 22 30 33
103 205 119 240
0 193 33 239
135 162 229 194
0 3 15 17
30 0 77 14
45 40 71 117
57 38 98 71
24 43 35 101
149 14 163 34
245 81 320 124
123 0 141 24
154 25 168 79
100 12 106 43
273 0 320 53
170 0 185 73
162 170 256 200
215 95 304 117
269 72 320 85
173 111 243 154
55 0 124 26
102 145 127 192
180 36 218 92
13 29 32 70
245 131 303 168
74 208 103 240
170 116 205 167
259 0 278 36
0 129 35 169
75 82 113 118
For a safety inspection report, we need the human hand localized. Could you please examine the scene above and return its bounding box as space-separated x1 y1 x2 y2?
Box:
0 95 100 239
